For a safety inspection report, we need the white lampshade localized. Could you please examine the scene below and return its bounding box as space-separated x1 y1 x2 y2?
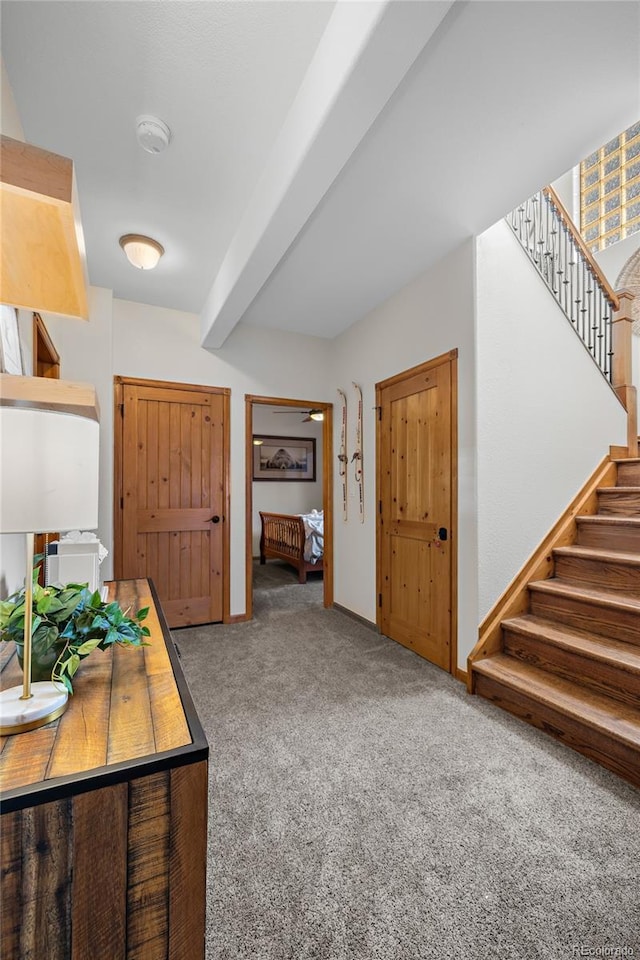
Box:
0 378 100 735
119 233 164 270
0 406 99 533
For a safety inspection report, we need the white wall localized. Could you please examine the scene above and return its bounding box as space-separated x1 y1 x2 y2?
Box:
476 219 628 619
0 58 28 594
1 58 24 140
4 222 628 674
43 287 115 578
330 240 478 668
595 234 640 421
251 406 323 556
108 301 332 614
594 233 640 292
551 167 578 224
11 294 332 612
42 300 332 613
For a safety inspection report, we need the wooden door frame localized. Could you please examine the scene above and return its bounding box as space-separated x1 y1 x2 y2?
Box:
33 312 61 379
245 394 333 620
113 376 232 623
375 349 459 678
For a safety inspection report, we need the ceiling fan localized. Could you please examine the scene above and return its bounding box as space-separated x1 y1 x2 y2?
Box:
272 408 324 422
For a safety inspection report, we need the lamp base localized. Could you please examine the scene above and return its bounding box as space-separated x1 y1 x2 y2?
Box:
0 681 68 735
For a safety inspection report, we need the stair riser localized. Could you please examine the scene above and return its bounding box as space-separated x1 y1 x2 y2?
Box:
617 463 640 485
529 591 640 646
576 521 640 552
474 673 640 788
502 629 640 707
597 491 640 516
554 554 640 598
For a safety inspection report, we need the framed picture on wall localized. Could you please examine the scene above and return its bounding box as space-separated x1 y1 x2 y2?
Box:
252 436 316 481
0 304 24 374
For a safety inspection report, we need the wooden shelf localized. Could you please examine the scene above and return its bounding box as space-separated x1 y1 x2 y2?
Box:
0 373 99 421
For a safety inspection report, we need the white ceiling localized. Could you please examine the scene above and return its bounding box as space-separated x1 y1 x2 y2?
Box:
2 1 639 347
1 0 335 312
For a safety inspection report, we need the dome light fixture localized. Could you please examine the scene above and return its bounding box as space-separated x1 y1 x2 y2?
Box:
119 234 164 270
309 410 324 421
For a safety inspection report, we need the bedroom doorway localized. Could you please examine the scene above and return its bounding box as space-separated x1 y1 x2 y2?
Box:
245 395 333 619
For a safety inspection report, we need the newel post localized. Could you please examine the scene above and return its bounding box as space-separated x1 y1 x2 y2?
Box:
612 289 638 458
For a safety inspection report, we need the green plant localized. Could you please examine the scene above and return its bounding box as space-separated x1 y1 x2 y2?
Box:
0 570 150 694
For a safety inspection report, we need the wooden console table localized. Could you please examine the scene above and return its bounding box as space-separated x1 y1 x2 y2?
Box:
0 579 208 960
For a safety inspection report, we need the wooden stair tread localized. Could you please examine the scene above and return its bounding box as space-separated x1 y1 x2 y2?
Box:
597 486 640 494
502 615 640 673
612 458 640 464
529 578 640 612
577 515 640 527
473 655 640 748
553 545 640 566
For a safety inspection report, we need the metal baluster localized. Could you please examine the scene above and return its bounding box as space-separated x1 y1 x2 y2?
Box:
605 297 613 381
550 198 561 302
588 265 595 356
524 199 533 257
582 261 591 352
581 259 588 346
595 283 603 371
572 239 580 331
506 191 615 384
544 195 550 286
536 195 544 267
598 290 609 377
561 220 569 315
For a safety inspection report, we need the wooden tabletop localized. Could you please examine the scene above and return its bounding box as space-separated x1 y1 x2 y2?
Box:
0 579 207 811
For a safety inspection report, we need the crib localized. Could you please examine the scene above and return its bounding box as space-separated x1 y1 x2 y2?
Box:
259 511 324 583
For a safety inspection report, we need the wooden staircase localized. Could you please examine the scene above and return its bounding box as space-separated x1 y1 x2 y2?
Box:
471 458 640 788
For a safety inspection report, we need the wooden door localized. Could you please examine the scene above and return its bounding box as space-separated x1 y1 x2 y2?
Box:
377 351 457 671
115 378 229 628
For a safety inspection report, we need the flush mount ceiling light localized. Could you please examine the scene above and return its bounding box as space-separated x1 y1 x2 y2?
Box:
136 115 172 154
119 234 164 270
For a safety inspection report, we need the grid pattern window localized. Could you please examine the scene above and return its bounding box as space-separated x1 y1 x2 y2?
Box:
580 121 640 253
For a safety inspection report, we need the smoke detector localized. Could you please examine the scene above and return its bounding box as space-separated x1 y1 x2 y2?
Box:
136 115 172 154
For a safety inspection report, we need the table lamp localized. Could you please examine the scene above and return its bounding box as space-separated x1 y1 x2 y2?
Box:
0 376 100 734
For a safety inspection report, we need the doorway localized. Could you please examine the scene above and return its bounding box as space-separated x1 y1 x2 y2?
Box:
114 376 231 627
245 394 333 620
376 350 458 673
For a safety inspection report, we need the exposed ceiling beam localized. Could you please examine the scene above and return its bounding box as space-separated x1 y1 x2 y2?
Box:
200 0 453 349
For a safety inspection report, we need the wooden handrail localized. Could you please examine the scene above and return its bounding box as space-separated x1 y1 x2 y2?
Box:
543 185 620 311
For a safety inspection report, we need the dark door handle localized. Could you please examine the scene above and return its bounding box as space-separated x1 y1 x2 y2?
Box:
438 527 448 541
209 515 221 524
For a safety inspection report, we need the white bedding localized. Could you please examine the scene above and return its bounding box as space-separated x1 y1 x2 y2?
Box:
298 509 324 563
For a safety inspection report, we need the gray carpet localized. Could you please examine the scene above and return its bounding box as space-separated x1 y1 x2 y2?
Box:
176 561 639 960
